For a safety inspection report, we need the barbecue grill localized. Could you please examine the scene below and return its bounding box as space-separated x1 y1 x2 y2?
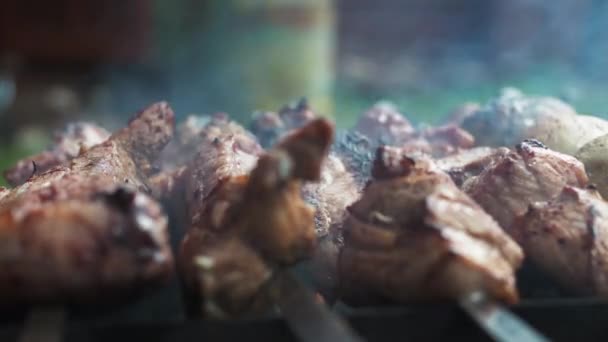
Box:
2 2 608 342
2 267 607 341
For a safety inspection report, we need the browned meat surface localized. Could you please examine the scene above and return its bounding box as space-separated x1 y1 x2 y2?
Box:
461 88 578 149
352 102 475 164
156 112 259 175
4 122 110 186
339 146 523 305
513 186 608 296
0 188 170 303
302 155 359 239
436 147 509 187
463 139 589 230
150 113 262 226
250 101 363 297
180 118 333 317
461 88 608 155
400 124 474 158
0 102 175 303
354 102 415 146
250 97 316 148
302 154 360 296
156 115 211 172
183 118 263 229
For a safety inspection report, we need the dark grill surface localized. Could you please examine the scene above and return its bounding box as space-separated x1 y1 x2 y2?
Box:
2 299 608 342
1 218 607 342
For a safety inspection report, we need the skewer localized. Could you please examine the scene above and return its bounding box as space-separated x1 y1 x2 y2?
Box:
272 270 365 342
18 306 66 342
460 292 549 342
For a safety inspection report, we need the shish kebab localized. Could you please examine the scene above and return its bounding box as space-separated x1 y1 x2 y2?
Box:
5 93 594 341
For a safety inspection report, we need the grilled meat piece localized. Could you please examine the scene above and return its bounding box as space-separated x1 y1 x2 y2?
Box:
461 87 608 155
250 101 362 297
339 146 523 305
302 154 360 296
4 122 110 186
0 102 175 303
513 186 608 296
151 113 262 226
0 188 170 303
156 112 259 173
184 118 264 229
463 139 589 230
180 118 333 317
353 102 474 160
250 97 316 148
400 124 474 158
436 147 509 187
354 101 415 146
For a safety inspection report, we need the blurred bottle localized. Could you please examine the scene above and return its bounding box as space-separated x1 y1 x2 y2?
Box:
157 0 335 121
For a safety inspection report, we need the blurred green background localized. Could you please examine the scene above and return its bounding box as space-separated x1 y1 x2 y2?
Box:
1 0 607 185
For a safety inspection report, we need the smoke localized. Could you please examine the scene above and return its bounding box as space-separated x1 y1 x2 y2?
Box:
338 0 608 120
85 1 608 127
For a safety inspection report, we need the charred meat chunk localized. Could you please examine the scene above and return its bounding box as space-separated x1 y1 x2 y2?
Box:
180 118 333 317
463 139 589 230
156 112 260 173
399 124 475 158
436 147 509 187
250 97 316 148
461 87 608 155
338 147 523 305
302 154 360 297
354 101 415 146
0 102 175 303
513 187 608 296
353 102 475 160
4 122 110 186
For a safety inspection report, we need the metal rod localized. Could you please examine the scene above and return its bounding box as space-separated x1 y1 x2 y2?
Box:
18 306 66 342
273 270 366 342
460 292 550 342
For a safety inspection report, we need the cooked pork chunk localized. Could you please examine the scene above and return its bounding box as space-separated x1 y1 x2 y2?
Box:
353 102 474 159
436 147 509 187
463 139 589 229
400 124 474 158
250 97 316 148
4 122 110 186
156 112 260 173
0 102 175 303
250 101 363 297
180 118 333 317
339 146 523 305
354 102 415 145
461 88 608 155
513 186 608 296
302 154 360 297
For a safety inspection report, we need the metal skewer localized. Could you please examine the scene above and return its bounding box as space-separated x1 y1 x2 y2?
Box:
272 270 365 342
460 292 550 342
18 306 66 342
